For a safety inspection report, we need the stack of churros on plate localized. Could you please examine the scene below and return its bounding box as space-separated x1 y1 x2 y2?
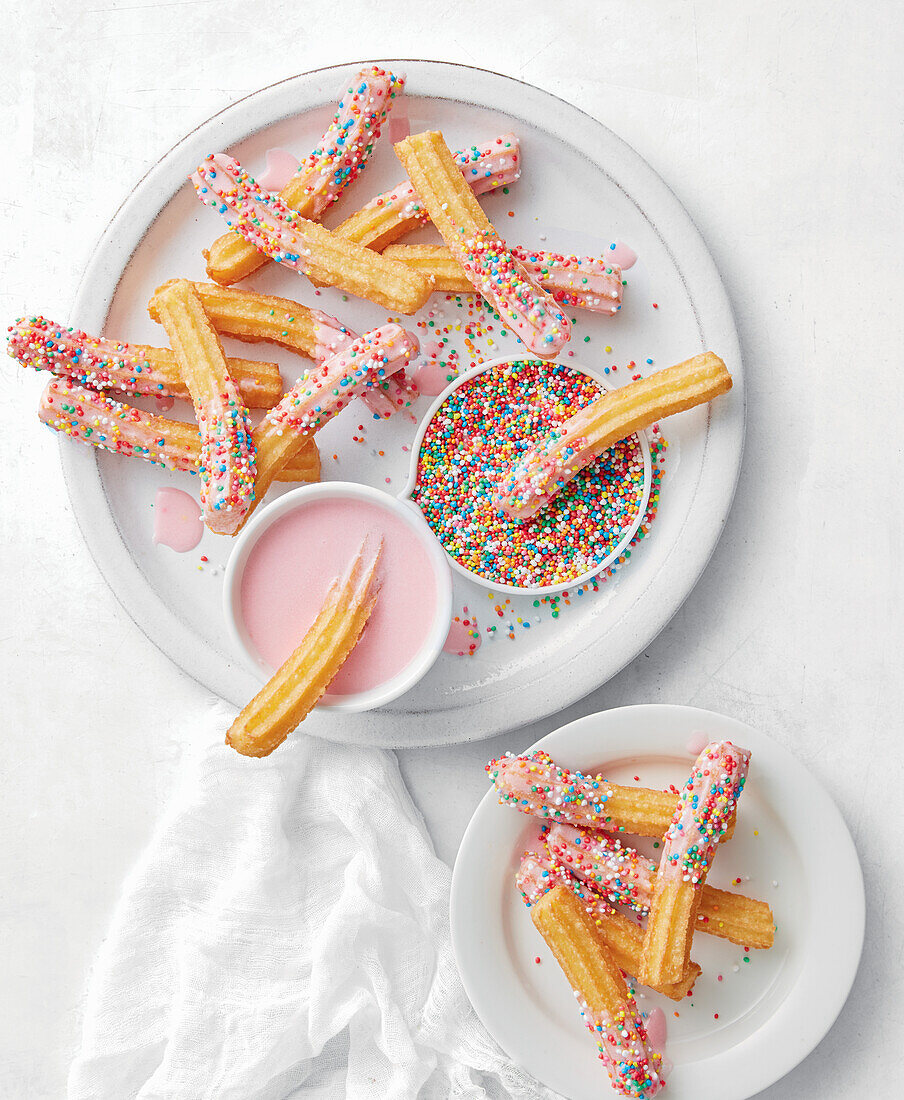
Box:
488 741 769 1097
7 61 736 758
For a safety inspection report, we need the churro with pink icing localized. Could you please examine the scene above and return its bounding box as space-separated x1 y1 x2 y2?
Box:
153 280 256 535
241 323 418 532
192 155 431 314
205 66 403 285
486 749 690 838
382 244 623 314
306 310 418 419
517 855 664 1097
394 130 570 358
640 741 750 987
546 823 774 948
334 134 521 250
518 849 700 1001
37 379 319 484
8 315 283 409
494 353 732 521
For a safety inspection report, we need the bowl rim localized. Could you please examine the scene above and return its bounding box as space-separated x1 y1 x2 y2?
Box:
222 481 454 712
399 354 653 596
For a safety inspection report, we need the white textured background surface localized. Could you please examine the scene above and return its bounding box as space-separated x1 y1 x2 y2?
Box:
2 3 901 1097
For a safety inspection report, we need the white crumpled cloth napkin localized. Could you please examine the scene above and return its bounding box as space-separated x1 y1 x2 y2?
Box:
68 701 554 1100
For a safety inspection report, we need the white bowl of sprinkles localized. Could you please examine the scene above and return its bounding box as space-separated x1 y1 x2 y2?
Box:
399 356 653 597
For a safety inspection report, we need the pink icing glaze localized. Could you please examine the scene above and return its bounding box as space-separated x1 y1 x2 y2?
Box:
443 614 482 655
609 241 638 270
153 487 203 552
240 497 437 695
257 148 302 191
547 823 654 913
413 356 458 397
487 750 623 830
512 248 623 315
644 1008 667 1052
154 394 176 413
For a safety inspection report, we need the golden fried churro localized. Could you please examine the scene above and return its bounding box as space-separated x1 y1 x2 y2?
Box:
394 130 570 357
8 315 282 408
518 850 700 1002
487 749 736 839
640 741 750 988
240 323 418 531
226 538 382 757
547 823 774 949
205 66 403 285
193 155 432 314
335 134 521 250
517 870 664 1097
495 353 733 520
382 244 624 315
38 379 319 483
153 279 256 534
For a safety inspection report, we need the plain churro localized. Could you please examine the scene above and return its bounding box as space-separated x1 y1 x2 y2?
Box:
227 538 382 757
193 154 432 314
8 315 283 408
394 130 570 357
640 741 750 988
153 279 256 534
334 134 521 250
205 66 403 285
495 353 733 521
38 379 319 484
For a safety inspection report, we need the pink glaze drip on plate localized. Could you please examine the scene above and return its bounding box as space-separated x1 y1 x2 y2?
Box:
444 614 482 655
257 148 302 191
413 356 458 396
644 1007 667 1052
240 497 437 695
609 241 638 269
153 487 204 552
686 730 709 756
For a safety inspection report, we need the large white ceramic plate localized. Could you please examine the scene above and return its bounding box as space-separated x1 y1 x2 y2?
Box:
61 60 744 747
450 705 864 1100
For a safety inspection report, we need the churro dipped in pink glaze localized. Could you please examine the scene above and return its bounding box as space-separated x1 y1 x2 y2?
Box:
8 316 283 408
335 134 521 250
494 353 733 521
192 155 431 314
153 280 256 535
640 741 750 987
307 310 418 419
394 130 570 358
205 65 403 285
37 379 319 484
547 823 774 949
242 323 418 531
517 851 664 1097
487 749 690 838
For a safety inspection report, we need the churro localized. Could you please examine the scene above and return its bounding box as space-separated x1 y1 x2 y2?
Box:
8 315 282 408
38 379 319 483
547 823 774 949
148 284 415 419
487 750 735 839
518 874 664 1097
153 279 256 534
335 134 521 250
519 850 700 1001
495 353 732 520
226 538 382 757
192 155 432 314
383 244 624 314
640 741 750 988
242 323 418 531
205 66 403 285
394 130 570 357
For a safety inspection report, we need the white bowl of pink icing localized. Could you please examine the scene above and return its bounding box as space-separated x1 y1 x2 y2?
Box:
223 482 453 712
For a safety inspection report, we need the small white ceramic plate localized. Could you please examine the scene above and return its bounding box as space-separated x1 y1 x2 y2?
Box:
450 705 864 1100
59 59 745 746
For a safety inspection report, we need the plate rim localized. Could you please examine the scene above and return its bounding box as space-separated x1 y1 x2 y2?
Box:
60 58 746 747
450 703 865 1100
